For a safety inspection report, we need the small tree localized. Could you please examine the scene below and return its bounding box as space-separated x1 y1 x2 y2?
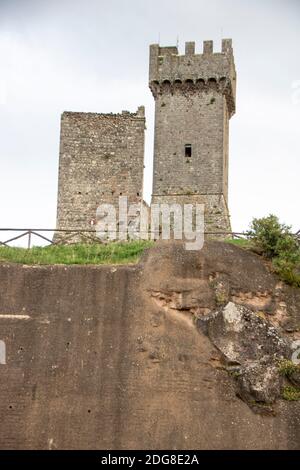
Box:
248 214 300 287
248 214 295 258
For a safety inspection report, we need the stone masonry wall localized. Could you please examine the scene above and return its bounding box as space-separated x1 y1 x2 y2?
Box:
151 194 231 235
149 40 236 233
56 107 145 233
152 89 226 196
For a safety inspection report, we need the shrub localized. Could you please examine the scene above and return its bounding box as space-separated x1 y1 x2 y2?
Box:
248 214 296 258
273 257 300 288
248 215 300 287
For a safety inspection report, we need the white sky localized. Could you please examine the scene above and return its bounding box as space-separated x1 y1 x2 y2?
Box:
0 0 299 241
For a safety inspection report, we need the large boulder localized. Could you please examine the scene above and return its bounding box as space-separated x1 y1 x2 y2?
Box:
197 302 291 405
236 363 281 404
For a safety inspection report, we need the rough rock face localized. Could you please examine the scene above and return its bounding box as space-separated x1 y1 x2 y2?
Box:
0 241 299 449
290 370 300 387
237 363 281 406
197 302 291 406
143 241 300 341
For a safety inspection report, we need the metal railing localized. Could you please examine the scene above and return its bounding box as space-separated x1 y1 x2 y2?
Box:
0 227 298 249
0 228 102 248
0 228 252 249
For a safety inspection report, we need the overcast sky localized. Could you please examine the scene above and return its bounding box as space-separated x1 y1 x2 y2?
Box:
0 0 299 242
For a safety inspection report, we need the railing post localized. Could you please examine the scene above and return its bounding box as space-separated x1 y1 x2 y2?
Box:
28 230 31 249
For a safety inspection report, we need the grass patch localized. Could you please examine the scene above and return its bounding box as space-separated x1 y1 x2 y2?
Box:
272 258 300 288
282 385 300 401
0 241 154 266
226 238 251 249
278 359 300 377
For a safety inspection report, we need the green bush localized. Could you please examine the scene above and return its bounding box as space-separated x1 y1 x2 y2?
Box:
273 257 300 288
248 215 296 257
248 215 300 287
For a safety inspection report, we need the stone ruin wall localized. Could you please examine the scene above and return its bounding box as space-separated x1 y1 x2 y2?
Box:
55 107 145 238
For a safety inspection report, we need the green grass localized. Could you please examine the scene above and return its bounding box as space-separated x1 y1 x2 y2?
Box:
278 359 300 377
282 385 300 401
273 259 300 288
0 241 154 266
225 238 251 248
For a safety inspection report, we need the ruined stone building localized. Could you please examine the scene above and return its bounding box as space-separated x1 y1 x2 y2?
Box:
56 39 236 235
56 108 146 233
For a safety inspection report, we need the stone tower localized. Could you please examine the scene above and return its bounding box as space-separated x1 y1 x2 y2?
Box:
149 39 236 233
55 107 145 237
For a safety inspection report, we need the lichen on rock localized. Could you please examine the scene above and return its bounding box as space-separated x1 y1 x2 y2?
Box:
197 301 291 408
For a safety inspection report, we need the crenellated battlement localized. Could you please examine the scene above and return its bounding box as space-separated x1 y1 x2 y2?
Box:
149 39 236 116
150 38 237 232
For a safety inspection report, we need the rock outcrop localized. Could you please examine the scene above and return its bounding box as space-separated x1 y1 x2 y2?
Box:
0 241 299 449
197 302 291 407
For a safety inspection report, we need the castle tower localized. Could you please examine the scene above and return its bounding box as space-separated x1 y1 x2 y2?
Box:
55 107 145 239
149 39 236 233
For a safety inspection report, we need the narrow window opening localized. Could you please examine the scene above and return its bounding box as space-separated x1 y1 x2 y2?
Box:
185 144 192 158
